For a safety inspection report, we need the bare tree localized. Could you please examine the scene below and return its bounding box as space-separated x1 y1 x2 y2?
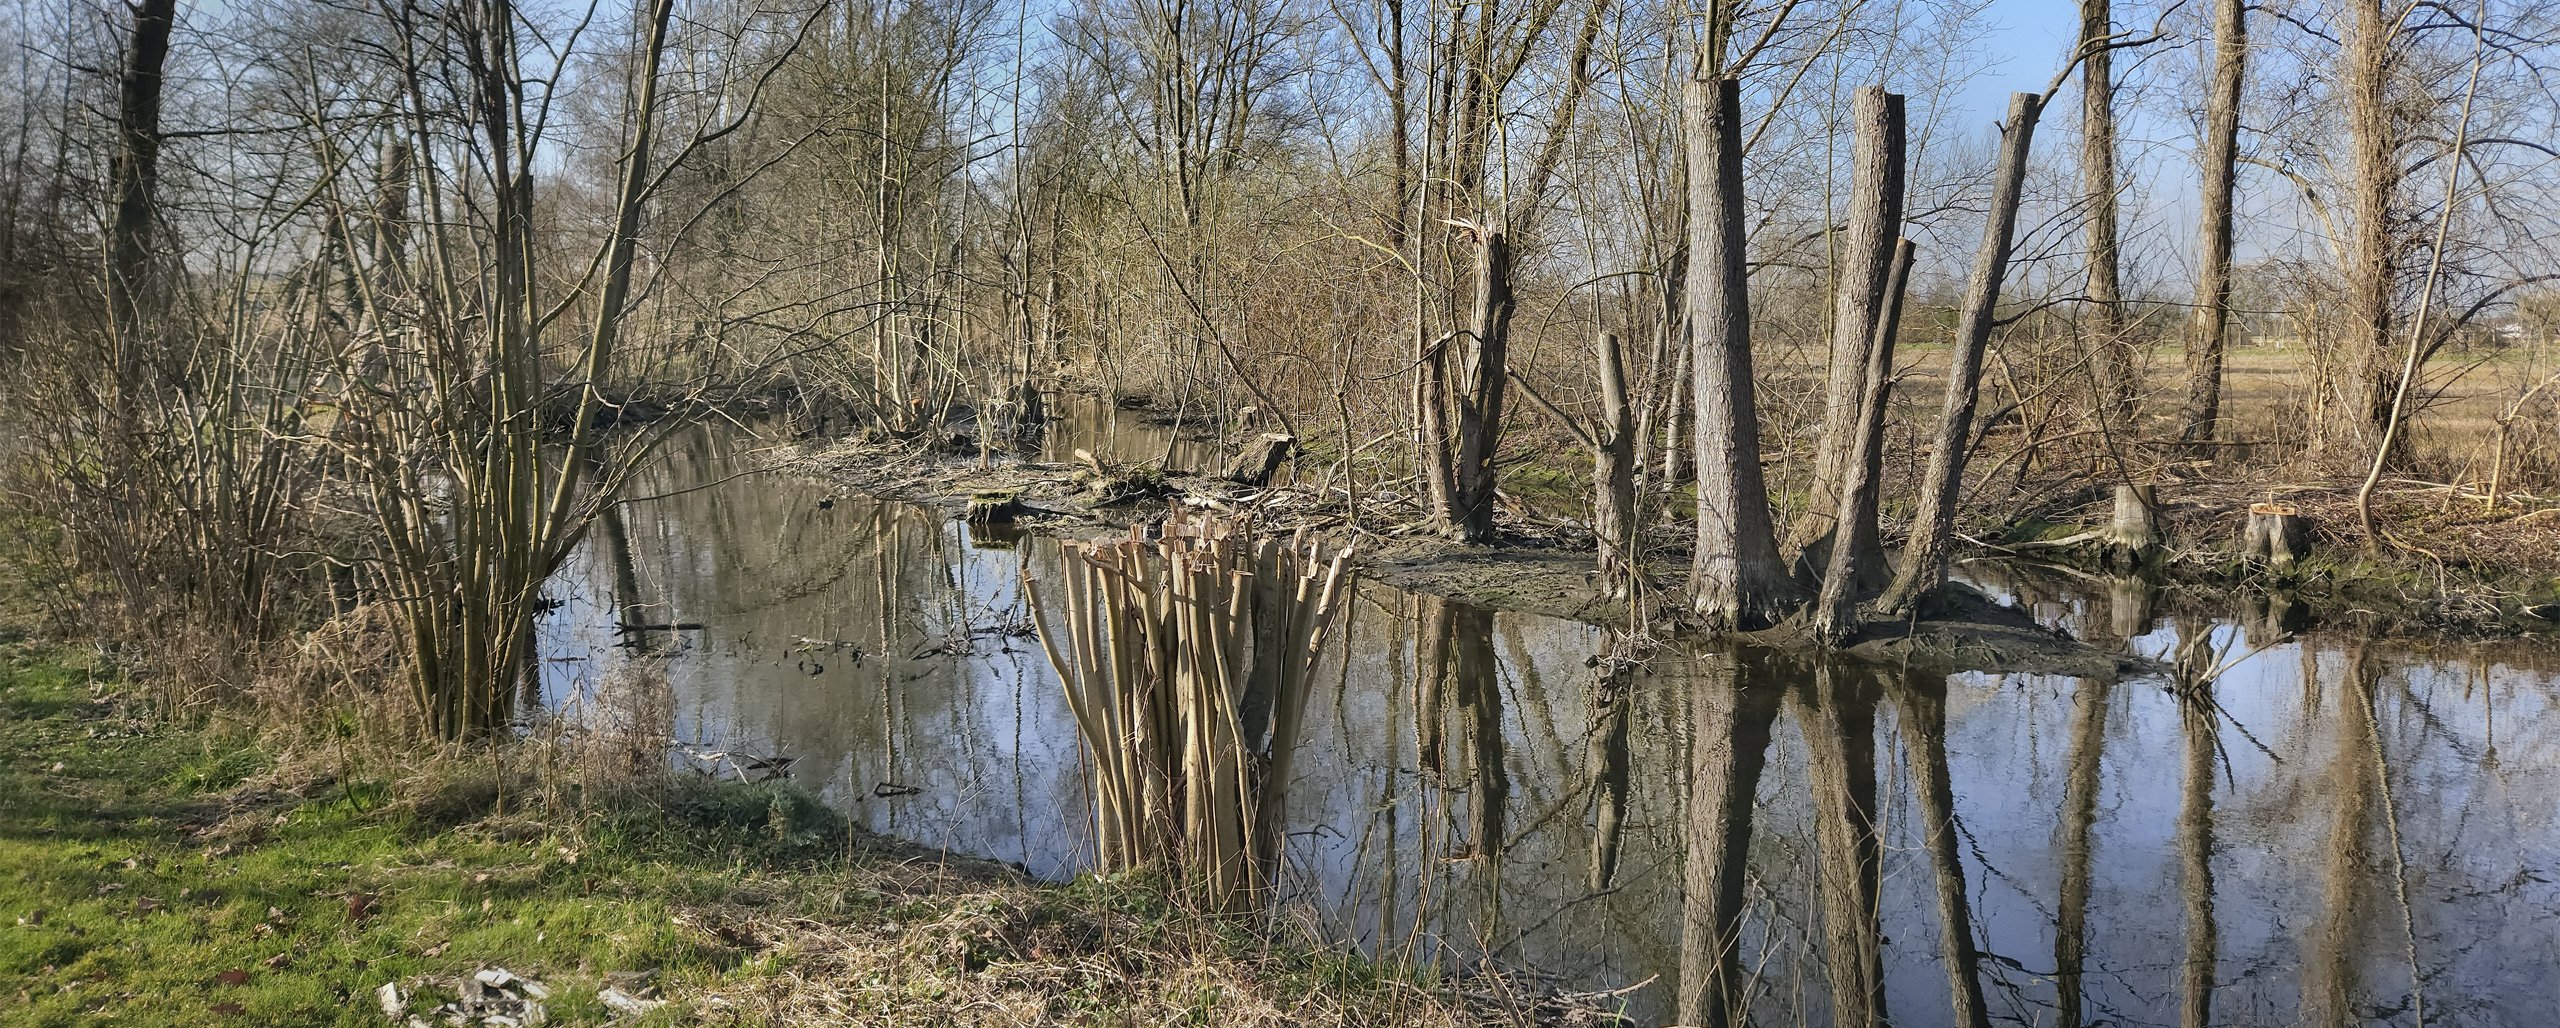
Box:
2179 0 2249 452
2079 0 2135 424
1687 72 1802 629
1789 86 1905 581
1882 92 2044 616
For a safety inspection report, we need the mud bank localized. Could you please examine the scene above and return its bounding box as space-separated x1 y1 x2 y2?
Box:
770 433 2171 679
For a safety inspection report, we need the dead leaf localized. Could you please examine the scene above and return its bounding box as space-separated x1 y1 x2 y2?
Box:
13 909 42 927
214 969 249 987
210 1001 244 1016
260 953 290 970
343 893 375 921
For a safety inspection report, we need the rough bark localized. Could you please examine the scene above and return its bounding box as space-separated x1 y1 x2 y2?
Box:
2338 0 2404 458
1446 230 1515 541
1686 75 1804 629
1880 93 2044 616
1814 238 1915 642
1593 332 1639 598
107 0 178 404
1792 87 1905 576
2080 0 2135 423
1221 433 1295 486
2180 0 2249 452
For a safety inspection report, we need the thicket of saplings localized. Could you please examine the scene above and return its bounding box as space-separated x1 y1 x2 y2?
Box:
0 0 2552 806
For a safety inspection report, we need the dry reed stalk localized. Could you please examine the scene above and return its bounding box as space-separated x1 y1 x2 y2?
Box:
1026 512 1354 910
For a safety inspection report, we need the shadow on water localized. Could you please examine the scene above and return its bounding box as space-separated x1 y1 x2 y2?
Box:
536 425 2560 1026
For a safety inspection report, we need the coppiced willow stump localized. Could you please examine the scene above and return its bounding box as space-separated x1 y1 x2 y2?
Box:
2239 503 2311 569
1024 516 1355 911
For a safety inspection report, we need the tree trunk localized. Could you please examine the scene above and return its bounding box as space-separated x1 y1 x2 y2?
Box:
1815 238 1915 642
2338 0 2403 459
2056 679 2112 1028
2080 0 2135 424
1792 87 1905 576
1656 244 1695 485
1445 230 1514 542
1593 333 1639 599
106 0 177 378
1881 93 2045 616
2180 0 2248 453
2178 686 2220 1028
1686 75 1803 630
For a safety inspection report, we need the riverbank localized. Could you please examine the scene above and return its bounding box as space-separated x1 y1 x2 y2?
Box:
0 637 1607 1026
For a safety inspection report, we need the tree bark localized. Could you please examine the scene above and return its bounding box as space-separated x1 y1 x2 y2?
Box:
1815 238 1915 642
1687 75 1803 630
1792 87 1905 577
1593 332 1639 599
107 0 178 408
2338 0 2404 459
2180 0 2249 453
1445 230 1515 541
2080 0 2135 424
1881 93 2045 616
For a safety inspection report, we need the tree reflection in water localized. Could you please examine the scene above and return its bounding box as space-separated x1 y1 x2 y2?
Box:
537 426 2560 1028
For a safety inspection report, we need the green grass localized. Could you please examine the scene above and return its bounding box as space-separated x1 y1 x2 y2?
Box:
0 640 1516 1027
0 644 776 1025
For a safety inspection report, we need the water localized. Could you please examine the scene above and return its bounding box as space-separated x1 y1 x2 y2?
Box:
539 425 2560 1027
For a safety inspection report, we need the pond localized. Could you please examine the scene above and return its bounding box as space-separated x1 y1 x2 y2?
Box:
537 424 2560 1027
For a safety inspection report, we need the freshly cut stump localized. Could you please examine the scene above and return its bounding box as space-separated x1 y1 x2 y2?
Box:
2102 483 2159 570
2237 502 2309 568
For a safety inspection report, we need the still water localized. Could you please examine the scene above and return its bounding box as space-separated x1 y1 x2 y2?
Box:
539 426 2560 1027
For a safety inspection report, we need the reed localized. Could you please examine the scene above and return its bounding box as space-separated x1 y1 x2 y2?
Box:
1025 511 1354 911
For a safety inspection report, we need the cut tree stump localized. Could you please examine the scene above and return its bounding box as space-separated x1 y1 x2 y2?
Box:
1221 433 1295 486
2237 502 2310 568
2101 483 2159 570
967 489 1025 525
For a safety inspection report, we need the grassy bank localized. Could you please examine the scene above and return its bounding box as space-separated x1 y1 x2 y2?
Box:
0 640 1529 1027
